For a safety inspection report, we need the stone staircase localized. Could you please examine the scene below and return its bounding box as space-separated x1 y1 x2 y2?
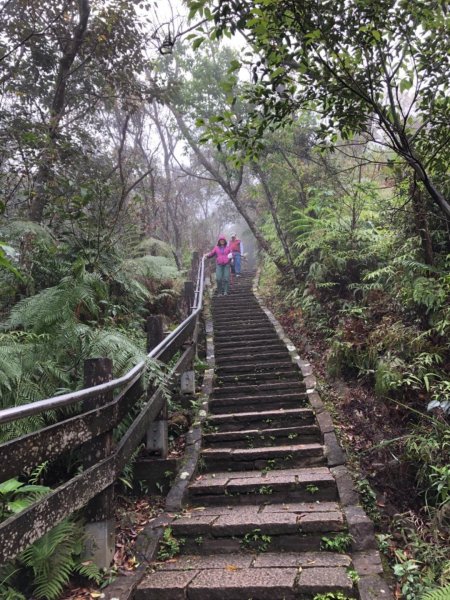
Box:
135 273 382 599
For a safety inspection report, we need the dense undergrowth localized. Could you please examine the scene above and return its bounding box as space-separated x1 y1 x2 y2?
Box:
0 221 183 599
259 193 450 598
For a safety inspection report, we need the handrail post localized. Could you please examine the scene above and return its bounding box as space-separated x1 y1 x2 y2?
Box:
82 357 115 569
147 314 164 353
146 315 168 458
184 280 194 314
191 251 199 281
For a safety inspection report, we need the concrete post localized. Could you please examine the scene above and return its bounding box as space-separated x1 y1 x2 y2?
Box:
181 370 196 395
146 402 169 458
146 314 168 458
82 357 115 569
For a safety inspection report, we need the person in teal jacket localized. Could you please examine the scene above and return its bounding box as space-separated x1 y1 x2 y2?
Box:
205 235 231 295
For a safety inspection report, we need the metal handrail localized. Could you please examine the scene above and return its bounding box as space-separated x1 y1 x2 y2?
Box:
0 256 206 426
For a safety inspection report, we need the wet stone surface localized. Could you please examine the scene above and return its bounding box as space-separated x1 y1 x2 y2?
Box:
136 274 387 600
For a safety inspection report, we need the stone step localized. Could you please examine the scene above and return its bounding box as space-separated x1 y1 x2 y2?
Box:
204 424 321 446
201 442 326 471
209 392 308 414
188 467 338 504
213 313 265 321
216 360 295 376
137 552 354 599
214 330 277 342
170 503 346 555
215 332 281 344
214 319 274 332
215 342 285 356
205 408 316 431
213 309 268 317
213 381 306 398
216 370 300 386
213 298 258 305
215 350 290 366
213 314 270 323
212 310 265 318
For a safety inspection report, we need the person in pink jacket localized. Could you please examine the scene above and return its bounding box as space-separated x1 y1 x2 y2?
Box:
205 235 231 295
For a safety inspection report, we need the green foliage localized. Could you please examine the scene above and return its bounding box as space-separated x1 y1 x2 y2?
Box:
188 0 449 221
241 528 272 552
404 425 450 511
258 485 273 495
392 553 424 600
0 519 101 600
0 228 180 442
355 478 381 524
346 568 360 584
320 533 352 553
421 586 450 600
157 527 185 561
379 517 450 597
313 593 353 600
0 479 50 521
21 519 101 599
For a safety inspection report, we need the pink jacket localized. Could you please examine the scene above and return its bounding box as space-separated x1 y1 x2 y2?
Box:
207 236 231 265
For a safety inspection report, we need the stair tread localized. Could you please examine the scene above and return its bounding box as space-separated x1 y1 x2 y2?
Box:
204 424 319 441
214 380 305 393
215 351 290 364
201 442 324 459
138 560 353 598
189 466 336 496
171 505 345 535
207 408 314 421
153 550 351 571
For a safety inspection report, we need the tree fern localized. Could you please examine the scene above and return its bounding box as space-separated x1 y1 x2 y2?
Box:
5 271 107 334
134 237 176 259
122 255 180 281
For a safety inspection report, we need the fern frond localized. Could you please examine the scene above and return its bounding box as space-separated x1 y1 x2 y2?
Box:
0 220 55 245
74 560 102 585
20 520 79 600
134 237 176 259
421 585 450 600
122 255 180 280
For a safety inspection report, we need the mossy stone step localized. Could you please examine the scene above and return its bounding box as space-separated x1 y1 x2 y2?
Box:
136 552 355 599
209 393 308 415
201 442 325 471
205 408 315 431
203 424 321 446
216 360 296 375
215 342 286 356
212 380 306 398
188 467 338 504
216 370 300 386
215 351 290 366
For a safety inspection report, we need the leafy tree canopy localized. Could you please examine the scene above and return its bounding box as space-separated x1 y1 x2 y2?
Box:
187 0 450 217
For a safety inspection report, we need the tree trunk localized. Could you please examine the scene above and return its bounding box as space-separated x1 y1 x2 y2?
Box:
252 163 298 281
168 104 292 278
29 0 91 222
410 179 434 267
